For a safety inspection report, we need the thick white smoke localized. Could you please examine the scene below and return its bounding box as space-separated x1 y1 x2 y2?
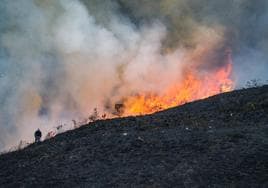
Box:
0 0 185 150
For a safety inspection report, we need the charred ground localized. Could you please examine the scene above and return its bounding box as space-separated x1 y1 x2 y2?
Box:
0 86 268 187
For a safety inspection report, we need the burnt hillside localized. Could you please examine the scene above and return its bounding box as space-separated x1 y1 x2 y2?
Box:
0 86 268 187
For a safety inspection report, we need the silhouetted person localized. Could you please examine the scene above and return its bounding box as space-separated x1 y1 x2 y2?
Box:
34 129 42 143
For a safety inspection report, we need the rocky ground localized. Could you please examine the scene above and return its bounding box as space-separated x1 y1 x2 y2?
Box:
0 86 267 187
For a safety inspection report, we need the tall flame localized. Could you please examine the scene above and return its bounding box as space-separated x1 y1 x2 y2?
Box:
122 50 234 116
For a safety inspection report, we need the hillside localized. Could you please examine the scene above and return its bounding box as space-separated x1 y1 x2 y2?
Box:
0 86 268 187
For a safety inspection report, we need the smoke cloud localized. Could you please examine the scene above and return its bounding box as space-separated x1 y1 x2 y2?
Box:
0 0 267 150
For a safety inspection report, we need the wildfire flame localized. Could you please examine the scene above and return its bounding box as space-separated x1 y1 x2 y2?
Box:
122 49 234 116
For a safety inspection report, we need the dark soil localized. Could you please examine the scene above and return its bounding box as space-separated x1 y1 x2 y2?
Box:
0 86 268 187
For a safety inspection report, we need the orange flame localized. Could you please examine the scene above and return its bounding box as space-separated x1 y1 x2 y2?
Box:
122 51 234 116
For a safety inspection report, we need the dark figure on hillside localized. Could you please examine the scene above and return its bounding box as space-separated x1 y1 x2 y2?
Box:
34 129 42 143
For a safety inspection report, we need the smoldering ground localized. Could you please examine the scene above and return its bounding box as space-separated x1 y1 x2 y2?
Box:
0 0 267 150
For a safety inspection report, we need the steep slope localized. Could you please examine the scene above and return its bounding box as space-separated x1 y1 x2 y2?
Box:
0 86 267 187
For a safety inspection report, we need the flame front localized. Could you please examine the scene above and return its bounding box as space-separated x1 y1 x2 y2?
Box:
123 55 234 116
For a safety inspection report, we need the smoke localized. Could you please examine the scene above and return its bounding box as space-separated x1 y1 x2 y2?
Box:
117 0 268 85
0 0 267 150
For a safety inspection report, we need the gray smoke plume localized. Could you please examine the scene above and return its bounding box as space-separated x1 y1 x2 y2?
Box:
0 0 267 150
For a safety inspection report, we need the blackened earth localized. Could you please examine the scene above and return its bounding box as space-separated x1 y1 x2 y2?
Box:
0 86 268 187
